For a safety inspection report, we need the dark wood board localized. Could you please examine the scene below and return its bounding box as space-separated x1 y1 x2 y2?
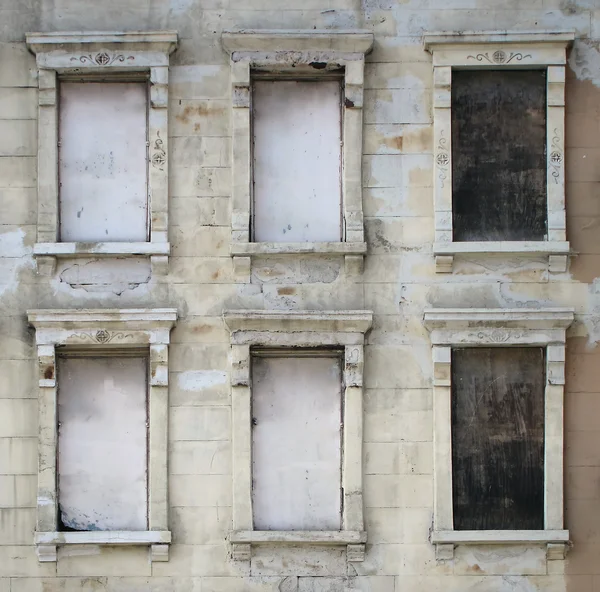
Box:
451 347 545 530
452 70 547 242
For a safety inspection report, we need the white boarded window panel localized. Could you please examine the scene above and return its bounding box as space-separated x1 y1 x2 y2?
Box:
252 355 342 530
59 82 148 242
58 356 148 531
252 80 342 243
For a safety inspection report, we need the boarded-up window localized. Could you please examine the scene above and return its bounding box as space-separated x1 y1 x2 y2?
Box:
59 82 148 242
451 70 547 242
252 80 342 243
451 347 545 530
57 356 148 531
252 353 342 530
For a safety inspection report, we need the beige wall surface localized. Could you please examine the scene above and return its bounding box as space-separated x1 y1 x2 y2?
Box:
1 1 600 591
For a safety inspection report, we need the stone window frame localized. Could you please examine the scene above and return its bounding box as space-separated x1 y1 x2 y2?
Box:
222 310 373 564
423 307 574 560
423 32 575 274
221 30 374 280
27 308 177 563
25 31 178 276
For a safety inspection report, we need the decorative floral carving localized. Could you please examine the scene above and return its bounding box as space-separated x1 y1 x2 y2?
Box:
72 331 134 344
465 329 525 343
467 51 532 64
549 128 563 184
436 130 450 188
151 131 166 170
70 52 135 66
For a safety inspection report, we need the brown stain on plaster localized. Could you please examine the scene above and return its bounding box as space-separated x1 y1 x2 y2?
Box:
176 103 224 124
565 71 600 283
564 336 600 582
211 270 220 280
383 135 403 151
277 287 296 295
192 324 212 334
468 564 483 574
43 366 54 380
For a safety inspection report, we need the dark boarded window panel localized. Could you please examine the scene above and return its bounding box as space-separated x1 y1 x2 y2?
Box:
452 70 547 242
451 347 545 530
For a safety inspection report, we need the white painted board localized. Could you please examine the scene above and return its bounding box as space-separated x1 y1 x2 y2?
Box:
252 80 342 243
58 356 148 531
252 355 342 530
59 82 148 242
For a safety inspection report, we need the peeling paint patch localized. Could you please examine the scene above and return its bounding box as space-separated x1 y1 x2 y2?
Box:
178 370 228 392
0 228 34 298
56 258 151 295
569 40 600 87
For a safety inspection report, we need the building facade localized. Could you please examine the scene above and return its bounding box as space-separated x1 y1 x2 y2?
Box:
1 0 600 591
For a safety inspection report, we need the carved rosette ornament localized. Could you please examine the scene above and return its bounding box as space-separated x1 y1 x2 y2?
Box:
151 131 167 170
70 52 135 66
467 51 532 64
436 131 450 188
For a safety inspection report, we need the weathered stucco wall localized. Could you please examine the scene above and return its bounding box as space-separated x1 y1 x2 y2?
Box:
1 0 600 591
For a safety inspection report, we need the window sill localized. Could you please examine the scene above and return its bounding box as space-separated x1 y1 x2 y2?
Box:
433 241 571 273
34 530 171 563
231 241 367 256
33 242 170 275
230 242 367 279
230 530 367 562
431 530 570 560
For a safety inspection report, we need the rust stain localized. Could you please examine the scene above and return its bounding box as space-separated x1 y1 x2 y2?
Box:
384 135 403 151
277 287 296 295
43 366 54 380
192 324 212 334
469 564 483 574
176 104 224 124
211 270 220 280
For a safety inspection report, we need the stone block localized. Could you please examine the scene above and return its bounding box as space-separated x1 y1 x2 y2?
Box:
0 44 37 87
0 157 36 188
0 475 36 507
0 400 37 437
0 88 37 119
170 65 230 100
0 120 36 157
169 344 230 373
365 346 432 389
171 137 231 168
364 441 433 475
170 227 231 257
0 545 55 577
363 474 433 508
170 506 232 545
365 507 432 544
170 406 231 441
364 89 432 125
171 370 230 406
169 475 232 507
250 546 347 577
152 544 247 577
0 508 35 544
0 188 37 225
56 546 151 577
0 437 37 475
453 545 547 576
170 441 232 476
169 100 230 137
